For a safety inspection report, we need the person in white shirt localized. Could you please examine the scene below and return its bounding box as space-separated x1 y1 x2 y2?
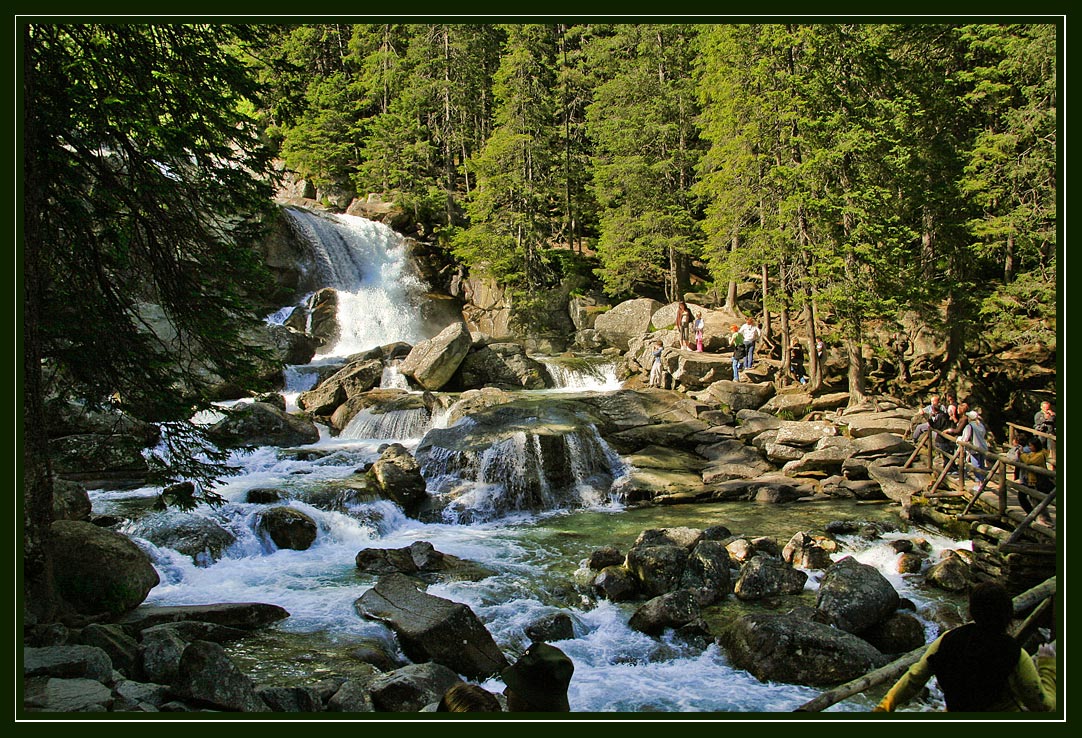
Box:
739 317 760 369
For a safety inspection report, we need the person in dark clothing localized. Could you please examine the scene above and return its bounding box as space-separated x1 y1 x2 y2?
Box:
675 301 692 350
789 340 807 385
875 582 1055 713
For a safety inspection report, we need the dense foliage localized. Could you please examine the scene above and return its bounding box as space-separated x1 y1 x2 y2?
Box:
20 21 1058 620
25 24 281 492
259 23 1057 360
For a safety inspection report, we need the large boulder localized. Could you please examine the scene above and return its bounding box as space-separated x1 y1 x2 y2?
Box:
625 545 689 599
399 321 472 390
366 443 429 518
176 640 270 712
457 343 548 390
206 402 320 448
758 390 815 418
256 506 318 551
52 478 92 522
699 380 777 414
249 322 320 371
354 573 509 680
782 531 837 570
23 645 113 683
815 556 901 634
721 612 890 687
355 541 496 584
128 511 238 567
367 663 463 712
593 298 663 351
49 520 159 616
48 433 151 487
116 602 290 632
668 352 737 390
732 556 808 600
680 540 734 601
628 589 702 635
296 359 384 417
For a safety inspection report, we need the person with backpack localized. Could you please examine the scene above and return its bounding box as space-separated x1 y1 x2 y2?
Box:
729 325 746 381
959 408 989 487
874 582 1056 713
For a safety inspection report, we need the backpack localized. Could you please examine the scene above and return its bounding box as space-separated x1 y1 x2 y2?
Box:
733 343 748 361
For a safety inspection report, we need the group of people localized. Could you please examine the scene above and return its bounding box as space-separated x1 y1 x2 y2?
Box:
675 300 707 352
911 393 1055 521
727 317 761 381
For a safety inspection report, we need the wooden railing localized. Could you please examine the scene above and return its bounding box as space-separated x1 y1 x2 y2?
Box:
900 427 1056 546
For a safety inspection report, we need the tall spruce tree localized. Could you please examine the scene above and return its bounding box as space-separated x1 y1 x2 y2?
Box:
452 24 560 294
22 23 278 621
586 24 703 301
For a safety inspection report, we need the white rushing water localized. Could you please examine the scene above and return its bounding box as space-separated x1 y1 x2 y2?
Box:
281 208 431 357
86 208 971 716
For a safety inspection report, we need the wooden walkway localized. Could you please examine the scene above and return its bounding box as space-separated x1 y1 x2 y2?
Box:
900 426 1056 595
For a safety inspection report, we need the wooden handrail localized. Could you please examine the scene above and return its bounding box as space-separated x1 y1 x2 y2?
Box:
902 427 1056 542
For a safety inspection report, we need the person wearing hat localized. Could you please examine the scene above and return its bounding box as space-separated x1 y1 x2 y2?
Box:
501 642 574 712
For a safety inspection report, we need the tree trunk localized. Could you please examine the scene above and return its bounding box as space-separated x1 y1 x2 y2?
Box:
22 24 58 624
921 206 936 281
760 263 772 345
724 234 739 310
805 300 822 391
1004 231 1015 283
846 327 869 406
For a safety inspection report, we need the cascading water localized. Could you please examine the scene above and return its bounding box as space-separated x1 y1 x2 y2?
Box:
80 206 977 715
536 356 623 392
282 207 430 357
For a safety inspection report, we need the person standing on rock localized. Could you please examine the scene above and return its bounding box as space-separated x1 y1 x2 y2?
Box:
740 317 760 369
694 312 705 352
729 325 746 382
676 301 692 350
789 339 807 385
874 582 1056 713
648 341 664 388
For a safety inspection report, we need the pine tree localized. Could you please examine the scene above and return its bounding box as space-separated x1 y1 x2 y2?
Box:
23 22 278 620
585 24 703 301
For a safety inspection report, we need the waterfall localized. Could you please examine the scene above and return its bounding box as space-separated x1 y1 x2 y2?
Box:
340 408 433 441
418 419 628 523
283 207 430 356
537 356 622 392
